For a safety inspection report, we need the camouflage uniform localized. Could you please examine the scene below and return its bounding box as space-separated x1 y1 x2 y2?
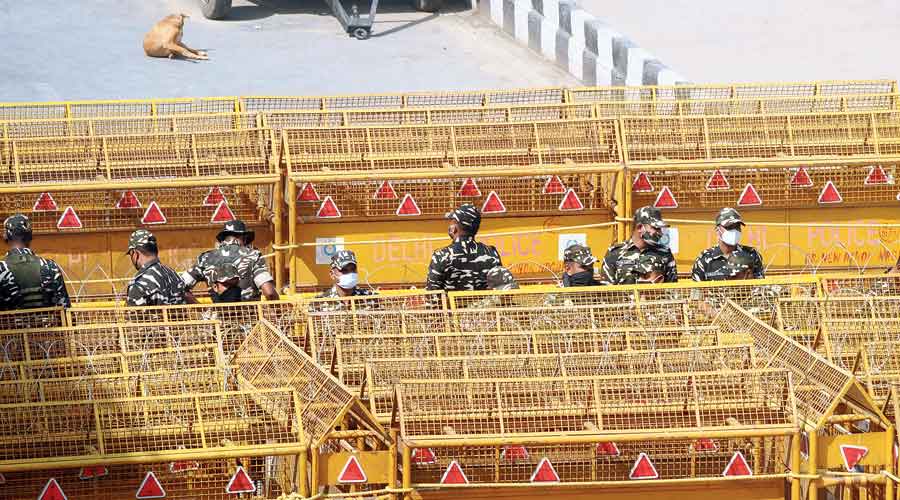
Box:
126 230 187 307
0 261 19 310
562 244 600 287
600 207 678 285
691 208 764 282
633 252 671 283
468 266 519 309
208 263 243 303
426 204 502 291
181 220 274 301
2 214 70 308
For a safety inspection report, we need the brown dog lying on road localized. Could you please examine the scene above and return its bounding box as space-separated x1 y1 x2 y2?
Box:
143 14 208 60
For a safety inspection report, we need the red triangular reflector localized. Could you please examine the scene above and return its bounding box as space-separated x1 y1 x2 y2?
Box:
33 192 58 212
653 187 678 209
865 165 889 185
481 191 507 214
141 201 167 225
737 184 762 207
316 196 342 219
210 201 235 223
337 456 367 483
225 466 256 493
629 453 659 480
692 438 717 452
840 445 868 471
722 451 752 477
790 167 813 188
37 478 67 500
559 189 585 211
818 180 843 204
543 175 566 194
79 466 108 480
136 471 166 499
203 187 226 207
116 191 141 209
596 442 620 456
169 460 199 473
298 182 320 202
530 457 560 483
396 194 422 216
440 461 469 485
501 445 529 462
458 178 482 197
56 207 83 229
373 181 398 200
411 448 437 465
705 169 730 190
632 172 654 193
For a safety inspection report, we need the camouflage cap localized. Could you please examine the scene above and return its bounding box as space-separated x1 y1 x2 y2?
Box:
715 207 745 228
3 213 32 239
127 229 157 253
216 219 255 243
724 251 755 277
210 262 240 284
633 252 669 277
445 204 482 233
633 206 668 229
330 250 358 270
486 266 519 290
563 244 597 267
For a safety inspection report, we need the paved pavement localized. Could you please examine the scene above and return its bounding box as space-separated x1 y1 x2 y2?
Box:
0 0 577 101
579 0 900 84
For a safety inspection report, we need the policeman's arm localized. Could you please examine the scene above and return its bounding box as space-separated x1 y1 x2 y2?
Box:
251 255 279 300
425 251 448 291
753 250 766 279
598 248 617 285
180 255 207 289
0 266 20 309
125 282 147 307
183 290 199 304
665 256 678 283
690 256 705 282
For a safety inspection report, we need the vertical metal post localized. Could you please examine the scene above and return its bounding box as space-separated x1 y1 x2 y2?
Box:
808 430 818 500
402 445 412 500
297 452 309 497
791 432 801 500
288 180 298 294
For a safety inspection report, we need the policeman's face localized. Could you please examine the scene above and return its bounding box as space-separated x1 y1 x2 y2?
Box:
128 250 140 271
448 221 460 240
330 264 356 282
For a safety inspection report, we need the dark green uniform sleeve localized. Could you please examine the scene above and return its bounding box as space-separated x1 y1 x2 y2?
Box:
0 263 20 310
599 246 619 285
45 260 71 307
663 252 678 282
425 248 449 291
751 248 765 279
691 254 706 282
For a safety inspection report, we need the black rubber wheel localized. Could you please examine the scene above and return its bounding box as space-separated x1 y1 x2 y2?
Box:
200 0 233 19
352 27 371 40
413 0 442 12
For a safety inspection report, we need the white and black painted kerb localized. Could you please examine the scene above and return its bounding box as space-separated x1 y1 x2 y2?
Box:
486 0 687 85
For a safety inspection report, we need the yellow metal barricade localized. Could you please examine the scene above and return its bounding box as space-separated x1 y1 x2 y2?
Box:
0 112 259 139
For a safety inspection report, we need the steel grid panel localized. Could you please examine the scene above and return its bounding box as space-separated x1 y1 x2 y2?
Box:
822 274 900 297
397 369 795 440
365 345 753 419
0 184 272 234
1 112 258 139
0 307 65 331
0 457 293 500
0 97 238 121
283 119 621 175
1 129 272 186
409 438 786 483
569 79 896 103
0 389 303 465
295 173 615 220
449 286 636 309
67 301 303 357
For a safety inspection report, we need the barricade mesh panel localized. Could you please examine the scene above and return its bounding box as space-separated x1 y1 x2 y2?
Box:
821 274 900 297
590 94 898 117
295 173 615 220
1 129 272 186
1 113 258 139
568 80 896 102
398 370 794 439
0 307 65 331
283 119 621 175
0 97 238 121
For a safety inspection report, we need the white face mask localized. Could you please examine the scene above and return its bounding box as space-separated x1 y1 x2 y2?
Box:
721 229 741 246
337 272 359 289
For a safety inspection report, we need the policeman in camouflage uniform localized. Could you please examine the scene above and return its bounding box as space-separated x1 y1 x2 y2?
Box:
208 263 242 303
691 208 764 282
126 230 190 307
316 250 377 299
2 214 70 309
181 220 279 302
600 206 677 285
633 252 670 284
467 266 519 309
426 204 502 291
562 244 600 287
